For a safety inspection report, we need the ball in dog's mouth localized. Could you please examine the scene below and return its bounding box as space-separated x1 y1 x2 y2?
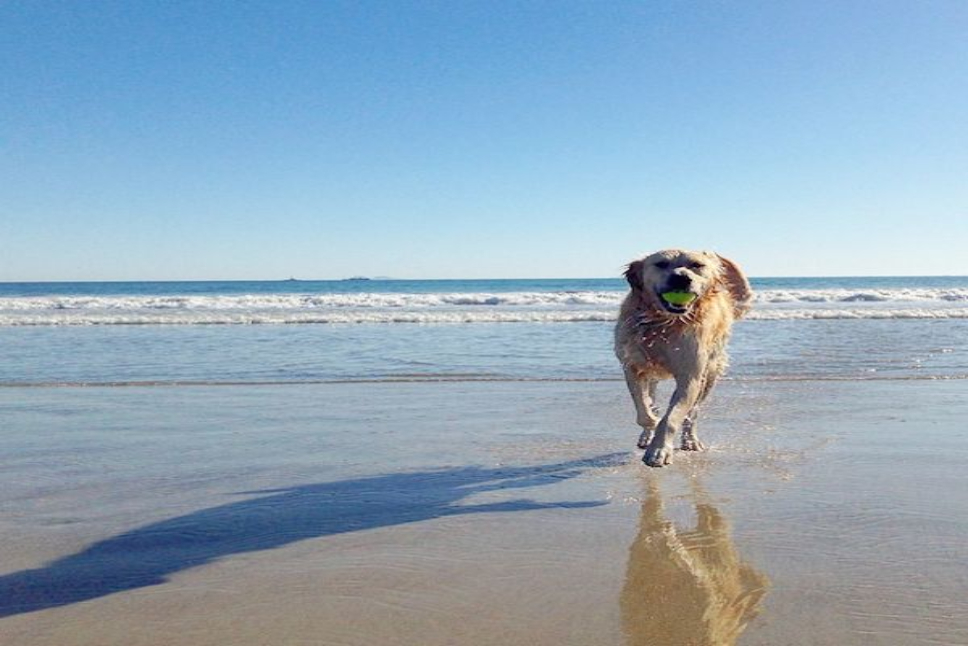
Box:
659 291 696 313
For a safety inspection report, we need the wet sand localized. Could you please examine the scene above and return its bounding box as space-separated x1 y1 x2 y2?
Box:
1 379 966 645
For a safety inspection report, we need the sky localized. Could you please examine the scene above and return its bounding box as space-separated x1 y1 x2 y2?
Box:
2 1 967 281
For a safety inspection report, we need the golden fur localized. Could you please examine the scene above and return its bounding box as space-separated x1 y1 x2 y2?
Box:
614 249 752 466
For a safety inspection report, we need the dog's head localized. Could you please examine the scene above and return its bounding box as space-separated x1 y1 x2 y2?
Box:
624 249 752 317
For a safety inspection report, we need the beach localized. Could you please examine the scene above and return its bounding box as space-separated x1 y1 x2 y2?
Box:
2 377 967 645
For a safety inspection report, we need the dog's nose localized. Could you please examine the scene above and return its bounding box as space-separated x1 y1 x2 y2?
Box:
667 272 692 290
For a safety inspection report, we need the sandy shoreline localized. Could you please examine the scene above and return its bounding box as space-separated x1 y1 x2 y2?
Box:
1 379 966 645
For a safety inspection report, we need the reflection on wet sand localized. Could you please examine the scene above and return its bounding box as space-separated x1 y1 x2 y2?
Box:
621 478 769 646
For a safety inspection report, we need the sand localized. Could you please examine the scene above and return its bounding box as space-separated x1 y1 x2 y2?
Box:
1 379 966 645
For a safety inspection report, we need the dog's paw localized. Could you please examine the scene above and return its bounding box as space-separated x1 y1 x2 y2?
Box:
680 436 706 452
643 443 674 467
636 429 655 449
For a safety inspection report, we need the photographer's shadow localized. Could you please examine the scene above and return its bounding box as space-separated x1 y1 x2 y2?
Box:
621 477 769 646
0 453 621 618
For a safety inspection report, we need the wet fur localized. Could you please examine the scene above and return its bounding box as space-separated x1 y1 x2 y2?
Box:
614 249 751 467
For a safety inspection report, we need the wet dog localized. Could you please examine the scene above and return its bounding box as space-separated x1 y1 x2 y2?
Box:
614 249 752 466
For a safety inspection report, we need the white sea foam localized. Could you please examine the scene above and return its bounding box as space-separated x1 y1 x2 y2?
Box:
2 308 967 326
756 288 968 303
2 288 967 325
0 292 622 311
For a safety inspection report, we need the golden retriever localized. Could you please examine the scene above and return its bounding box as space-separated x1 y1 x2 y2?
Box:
614 249 752 467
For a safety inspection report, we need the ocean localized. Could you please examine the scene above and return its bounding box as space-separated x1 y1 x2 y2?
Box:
2 276 967 385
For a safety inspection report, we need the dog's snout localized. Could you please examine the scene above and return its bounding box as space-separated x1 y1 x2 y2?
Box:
667 272 692 290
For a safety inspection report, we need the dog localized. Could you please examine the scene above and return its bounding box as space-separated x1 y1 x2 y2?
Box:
614 249 752 466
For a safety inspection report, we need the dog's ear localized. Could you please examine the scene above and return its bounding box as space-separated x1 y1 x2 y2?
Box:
716 254 753 318
623 260 644 291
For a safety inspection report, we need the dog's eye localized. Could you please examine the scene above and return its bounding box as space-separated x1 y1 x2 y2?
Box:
654 261 671 270
689 262 705 270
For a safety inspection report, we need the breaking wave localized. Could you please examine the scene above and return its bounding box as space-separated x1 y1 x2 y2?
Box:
2 288 967 326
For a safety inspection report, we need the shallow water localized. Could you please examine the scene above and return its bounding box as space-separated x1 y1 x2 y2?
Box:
1 380 966 645
2 318 967 385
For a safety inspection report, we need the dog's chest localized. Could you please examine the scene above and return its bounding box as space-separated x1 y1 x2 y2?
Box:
624 324 695 377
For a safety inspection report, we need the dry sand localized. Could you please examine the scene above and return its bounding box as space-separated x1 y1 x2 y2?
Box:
1 379 966 645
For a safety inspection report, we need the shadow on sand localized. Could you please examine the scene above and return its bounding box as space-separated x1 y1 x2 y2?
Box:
0 453 622 618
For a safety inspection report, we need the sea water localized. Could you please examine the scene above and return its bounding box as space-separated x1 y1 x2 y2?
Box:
1 276 966 385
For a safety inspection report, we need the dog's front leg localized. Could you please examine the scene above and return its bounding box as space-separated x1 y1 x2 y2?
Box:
644 371 705 467
682 371 718 451
623 367 660 448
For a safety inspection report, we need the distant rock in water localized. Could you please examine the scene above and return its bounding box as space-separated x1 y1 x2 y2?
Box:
343 276 371 281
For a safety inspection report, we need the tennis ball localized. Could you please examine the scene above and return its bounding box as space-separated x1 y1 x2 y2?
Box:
661 291 696 306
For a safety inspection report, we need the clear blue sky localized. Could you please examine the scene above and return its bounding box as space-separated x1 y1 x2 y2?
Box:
2 1 966 280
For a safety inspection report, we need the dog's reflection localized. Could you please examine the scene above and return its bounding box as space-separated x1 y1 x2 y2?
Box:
621 478 768 646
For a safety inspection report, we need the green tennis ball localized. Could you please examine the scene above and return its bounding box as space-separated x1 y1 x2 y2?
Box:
661 291 696 306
